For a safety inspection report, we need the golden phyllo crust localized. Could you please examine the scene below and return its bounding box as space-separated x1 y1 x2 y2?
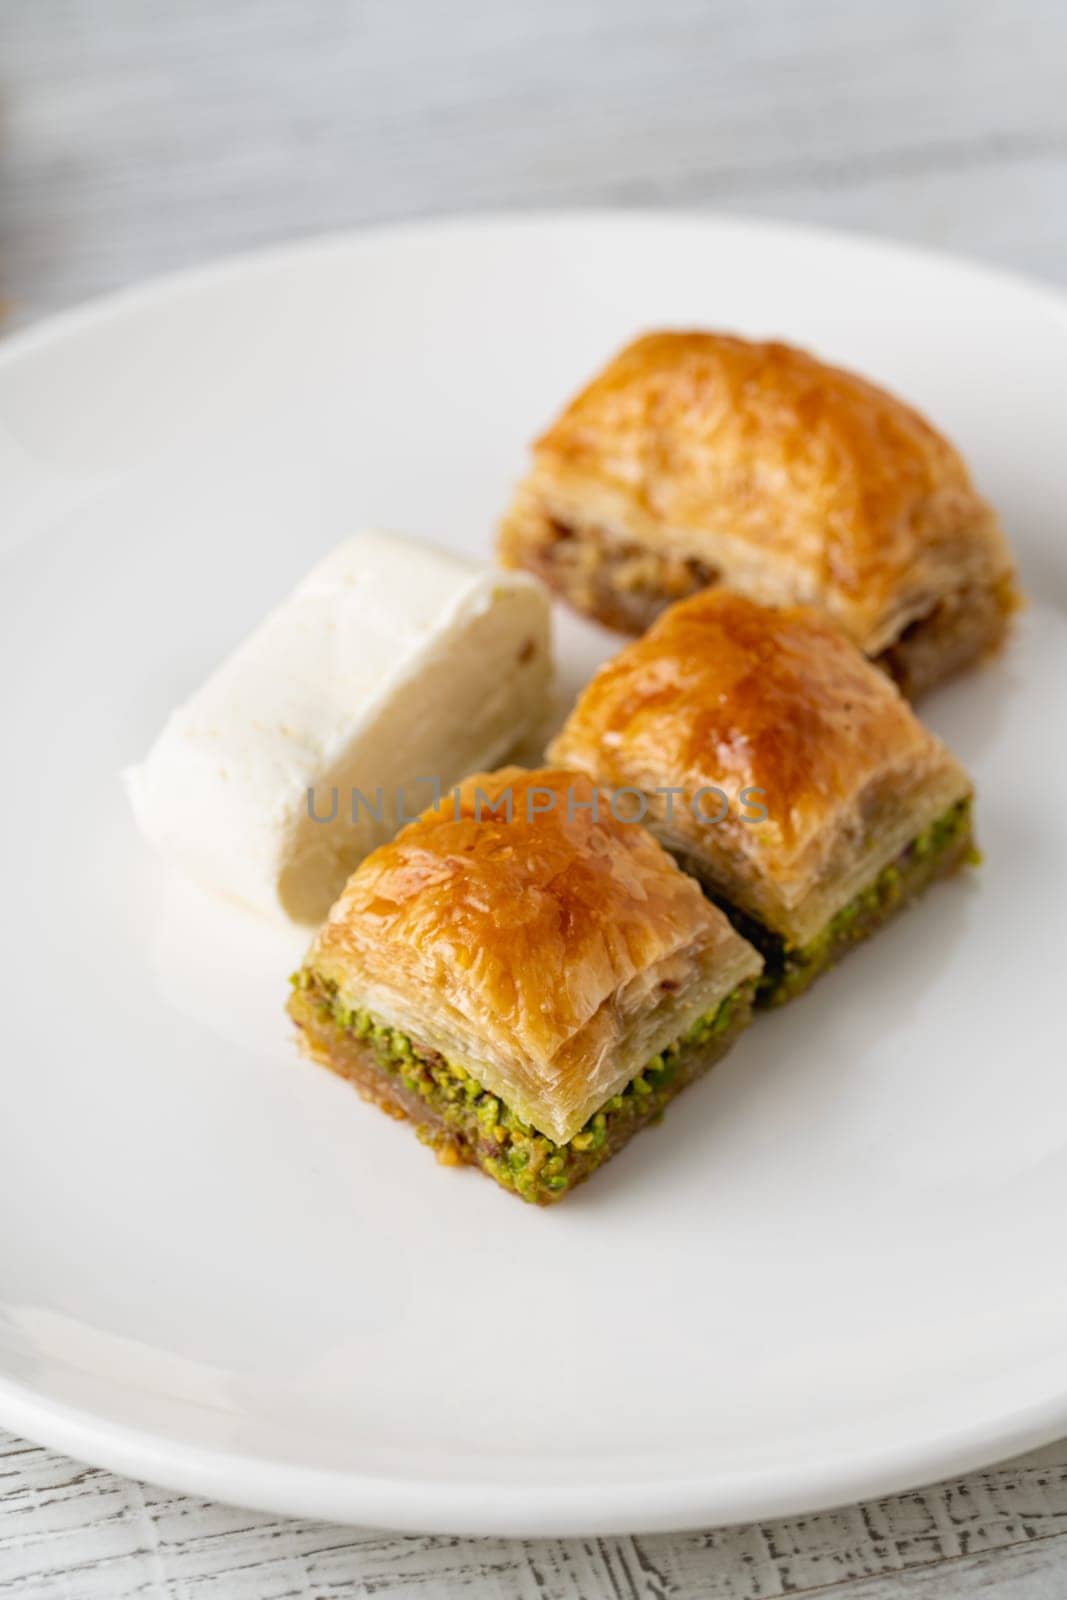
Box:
499 330 1018 691
304 767 762 1144
548 591 973 948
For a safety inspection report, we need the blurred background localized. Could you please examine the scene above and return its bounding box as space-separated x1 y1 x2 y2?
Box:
2 0 1066 328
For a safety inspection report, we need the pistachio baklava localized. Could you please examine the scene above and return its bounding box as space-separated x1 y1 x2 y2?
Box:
289 767 763 1203
549 591 977 1006
499 330 1018 695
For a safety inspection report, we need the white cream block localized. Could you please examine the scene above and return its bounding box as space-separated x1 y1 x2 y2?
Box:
126 531 553 923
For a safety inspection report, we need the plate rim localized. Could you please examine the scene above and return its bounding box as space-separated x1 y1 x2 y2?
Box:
4 207 1067 1534
2 1367 1066 1536
3 204 1067 373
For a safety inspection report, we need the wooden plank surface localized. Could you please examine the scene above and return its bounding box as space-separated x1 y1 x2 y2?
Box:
2 1 1066 1594
3 1434 1067 1598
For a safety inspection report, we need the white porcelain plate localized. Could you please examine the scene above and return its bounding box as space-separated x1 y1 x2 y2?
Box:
1 213 1066 1536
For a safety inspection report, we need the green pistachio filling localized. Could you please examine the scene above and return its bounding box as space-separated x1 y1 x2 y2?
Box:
290 971 753 1204
727 796 975 1006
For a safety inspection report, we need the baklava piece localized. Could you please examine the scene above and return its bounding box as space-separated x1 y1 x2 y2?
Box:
549 591 977 1006
500 331 1018 695
288 767 762 1203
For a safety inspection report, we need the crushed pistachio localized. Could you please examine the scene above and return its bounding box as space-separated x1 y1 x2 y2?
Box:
294 975 753 1205
727 796 974 1007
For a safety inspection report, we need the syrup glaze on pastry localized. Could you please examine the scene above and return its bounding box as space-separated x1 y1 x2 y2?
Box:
500 331 1018 694
549 590 976 1001
289 767 762 1196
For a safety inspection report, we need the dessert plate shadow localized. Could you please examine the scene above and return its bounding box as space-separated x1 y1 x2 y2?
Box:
1 210 1066 1535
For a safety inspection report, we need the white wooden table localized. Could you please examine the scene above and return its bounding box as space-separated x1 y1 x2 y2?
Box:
3 3 1066 1594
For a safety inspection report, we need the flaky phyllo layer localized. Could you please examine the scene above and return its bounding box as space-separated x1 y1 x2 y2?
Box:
498 330 1018 674
298 767 763 1145
289 974 757 1203
314 932 758 1145
549 590 974 949
722 797 976 1005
